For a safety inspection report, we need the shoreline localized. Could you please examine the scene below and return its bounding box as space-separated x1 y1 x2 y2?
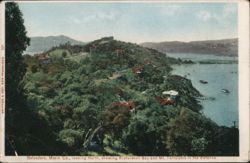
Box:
170 61 238 127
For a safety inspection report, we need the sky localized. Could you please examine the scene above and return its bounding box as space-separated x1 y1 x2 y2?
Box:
17 2 238 43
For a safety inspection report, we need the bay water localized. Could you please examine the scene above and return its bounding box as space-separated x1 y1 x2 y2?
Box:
167 53 238 127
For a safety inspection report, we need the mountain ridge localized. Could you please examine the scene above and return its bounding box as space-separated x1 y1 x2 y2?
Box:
24 35 85 54
140 38 238 57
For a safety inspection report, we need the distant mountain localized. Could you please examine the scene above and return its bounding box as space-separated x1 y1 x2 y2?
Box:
140 38 238 57
24 35 85 54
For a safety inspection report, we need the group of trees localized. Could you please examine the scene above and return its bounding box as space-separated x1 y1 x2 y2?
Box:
5 2 239 156
5 2 64 155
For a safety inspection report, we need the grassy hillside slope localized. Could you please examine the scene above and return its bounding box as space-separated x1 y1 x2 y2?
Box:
19 37 238 156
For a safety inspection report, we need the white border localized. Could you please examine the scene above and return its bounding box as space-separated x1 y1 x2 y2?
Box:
238 1 250 161
0 0 249 162
0 0 5 161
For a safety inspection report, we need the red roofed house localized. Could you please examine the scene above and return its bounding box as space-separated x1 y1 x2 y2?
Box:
36 53 46 60
111 100 136 112
36 53 51 64
132 66 143 74
155 96 175 106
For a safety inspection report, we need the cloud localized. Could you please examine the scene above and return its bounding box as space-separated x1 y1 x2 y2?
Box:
197 10 213 21
68 11 120 25
197 4 237 22
70 11 120 24
160 5 183 16
96 11 118 20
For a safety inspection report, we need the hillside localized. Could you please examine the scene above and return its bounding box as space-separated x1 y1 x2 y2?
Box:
141 38 238 57
24 35 85 54
19 37 238 156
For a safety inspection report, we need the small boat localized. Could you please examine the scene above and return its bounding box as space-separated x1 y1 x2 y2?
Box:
200 80 208 84
221 89 230 93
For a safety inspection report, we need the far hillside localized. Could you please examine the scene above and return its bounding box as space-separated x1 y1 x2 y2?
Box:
141 38 238 57
24 35 85 54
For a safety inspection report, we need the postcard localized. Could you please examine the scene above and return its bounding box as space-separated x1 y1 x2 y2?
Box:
0 0 249 162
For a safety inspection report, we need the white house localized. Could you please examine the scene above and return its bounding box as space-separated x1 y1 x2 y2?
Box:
162 90 179 96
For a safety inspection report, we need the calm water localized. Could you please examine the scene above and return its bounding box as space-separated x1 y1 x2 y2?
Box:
168 53 238 127
166 53 238 62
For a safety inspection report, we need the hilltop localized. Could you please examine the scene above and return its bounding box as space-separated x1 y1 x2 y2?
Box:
141 38 238 57
24 35 85 54
43 36 181 67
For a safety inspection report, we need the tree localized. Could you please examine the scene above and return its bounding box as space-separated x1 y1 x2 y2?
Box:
5 1 30 121
62 51 67 57
5 2 30 155
6 2 30 108
165 108 219 156
31 65 38 73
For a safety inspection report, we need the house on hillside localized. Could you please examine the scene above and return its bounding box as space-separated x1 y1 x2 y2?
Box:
162 90 179 99
155 96 175 106
144 59 152 65
156 90 179 106
36 53 51 64
132 66 143 75
111 100 136 112
115 48 125 57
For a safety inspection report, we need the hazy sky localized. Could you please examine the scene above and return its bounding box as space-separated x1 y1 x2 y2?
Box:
18 2 238 43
